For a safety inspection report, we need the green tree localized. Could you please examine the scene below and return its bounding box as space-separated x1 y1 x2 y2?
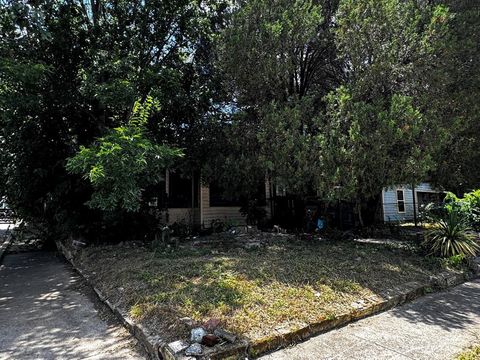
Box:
316 0 450 224
429 0 480 192
216 0 451 226
66 97 183 212
211 0 340 198
0 0 226 240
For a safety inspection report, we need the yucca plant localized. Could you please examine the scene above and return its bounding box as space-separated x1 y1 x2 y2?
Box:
423 203 480 258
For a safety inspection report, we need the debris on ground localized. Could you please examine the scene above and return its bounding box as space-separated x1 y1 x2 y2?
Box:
185 343 203 356
190 327 207 343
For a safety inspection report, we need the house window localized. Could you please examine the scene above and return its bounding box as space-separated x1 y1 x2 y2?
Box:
168 172 199 208
397 190 405 213
209 182 266 207
209 183 242 207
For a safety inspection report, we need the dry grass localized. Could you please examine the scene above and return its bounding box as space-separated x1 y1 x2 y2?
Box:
76 237 443 342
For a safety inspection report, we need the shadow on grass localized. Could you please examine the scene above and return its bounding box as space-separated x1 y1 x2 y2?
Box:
79 239 450 341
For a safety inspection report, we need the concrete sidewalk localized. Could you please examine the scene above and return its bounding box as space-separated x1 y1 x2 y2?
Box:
260 279 480 360
0 251 145 360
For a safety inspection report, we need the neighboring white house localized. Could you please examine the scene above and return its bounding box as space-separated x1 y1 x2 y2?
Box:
382 182 445 223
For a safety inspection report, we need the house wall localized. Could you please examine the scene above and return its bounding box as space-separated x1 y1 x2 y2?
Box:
165 170 272 227
167 208 201 225
382 182 439 222
200 185 246 227
164 170 200 226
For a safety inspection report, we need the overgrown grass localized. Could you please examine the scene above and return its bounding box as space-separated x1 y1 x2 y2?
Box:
457 346 480 360
77 238 444 342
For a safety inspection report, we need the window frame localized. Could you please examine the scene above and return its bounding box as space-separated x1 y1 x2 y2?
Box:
396 189 406 213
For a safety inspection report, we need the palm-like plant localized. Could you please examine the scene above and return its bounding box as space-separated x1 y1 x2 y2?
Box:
423 203 480 258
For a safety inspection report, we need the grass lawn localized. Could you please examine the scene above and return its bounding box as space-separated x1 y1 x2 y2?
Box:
457 346 480 360
75 236 445 343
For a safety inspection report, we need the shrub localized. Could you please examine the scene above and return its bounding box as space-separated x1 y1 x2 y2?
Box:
463 190 480 230
66 97 183 212
423 204 480 258
445 190 480 230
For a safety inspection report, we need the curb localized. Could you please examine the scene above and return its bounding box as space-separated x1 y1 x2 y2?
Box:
56 240 479 360
0 229 13 264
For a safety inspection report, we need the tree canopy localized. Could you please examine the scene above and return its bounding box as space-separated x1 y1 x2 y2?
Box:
0 0 478 237
0 0 227 239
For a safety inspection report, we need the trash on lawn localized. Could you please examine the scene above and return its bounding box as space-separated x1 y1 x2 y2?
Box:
191 327 207 343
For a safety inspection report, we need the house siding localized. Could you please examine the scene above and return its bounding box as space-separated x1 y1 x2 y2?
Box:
382 182 440 222
164 171 271 227
200 185 246 227
167 208 200 225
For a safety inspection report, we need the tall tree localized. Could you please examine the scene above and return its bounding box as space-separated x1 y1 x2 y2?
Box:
429 0 480 192
0 0 226 240
316 0 451 223
210 0 341 196
216 0 452 225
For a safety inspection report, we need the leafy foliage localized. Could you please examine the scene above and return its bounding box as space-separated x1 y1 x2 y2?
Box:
1 0 479 238
444 190 480 230
318 90 432 201
220 0 329 104
215 0 453 223
423 203 480 258
430 0 480 192
210 0 341 199
67 97 183 212
320 0 449 202
0 0 226 240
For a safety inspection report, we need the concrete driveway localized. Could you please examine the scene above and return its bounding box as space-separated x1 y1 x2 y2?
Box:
0 251 146 360
260 279 480 360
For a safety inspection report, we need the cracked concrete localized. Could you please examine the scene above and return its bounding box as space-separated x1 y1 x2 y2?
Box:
260 279 480 360
0 251 146 360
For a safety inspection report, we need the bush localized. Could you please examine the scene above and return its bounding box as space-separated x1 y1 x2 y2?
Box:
423 203 480 258
463 190 480 230
445 190 480 230
66 97 183 212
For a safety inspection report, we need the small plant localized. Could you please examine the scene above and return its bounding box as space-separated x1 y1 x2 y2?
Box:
211 219 227 233
444 190 480 230
441 254 467 270
129 304 144 318
423 203 480 258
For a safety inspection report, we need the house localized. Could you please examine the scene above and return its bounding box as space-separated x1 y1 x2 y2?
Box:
152 171 271 228
161 172 445 229
382 182 445 223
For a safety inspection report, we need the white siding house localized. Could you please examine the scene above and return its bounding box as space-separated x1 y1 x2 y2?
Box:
382 182 445 223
